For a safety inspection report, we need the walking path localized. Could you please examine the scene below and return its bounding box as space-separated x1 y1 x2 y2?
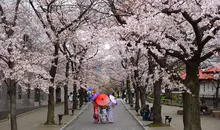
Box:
0 103 89 130
62 100 144 130
121 99 220 130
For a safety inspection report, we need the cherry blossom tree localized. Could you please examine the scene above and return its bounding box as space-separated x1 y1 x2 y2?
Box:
102 0 220 129
28 0 98 124
0 1 52 130
93 0 220 129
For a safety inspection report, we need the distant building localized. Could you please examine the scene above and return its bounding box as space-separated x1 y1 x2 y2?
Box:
180 67 220 107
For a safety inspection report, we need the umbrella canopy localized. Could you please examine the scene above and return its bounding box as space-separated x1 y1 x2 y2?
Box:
96 94 110 106
109 95 117 105
89 92 100 102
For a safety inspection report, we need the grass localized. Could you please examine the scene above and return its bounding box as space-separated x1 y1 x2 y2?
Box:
147 123 171 127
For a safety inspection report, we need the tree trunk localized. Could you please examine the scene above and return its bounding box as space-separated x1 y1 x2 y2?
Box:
135 87 140 114
8 79 17 130
215 80 219 108
64 61 69 115
45 87 55 125
140 86 146 108
126 77 133 105
64 85 68 115
45 43 59 125
153 78 162 124
55 87 61 103
73 83 78 110
79 88 84 108
84 89 88 103
183 62 201 130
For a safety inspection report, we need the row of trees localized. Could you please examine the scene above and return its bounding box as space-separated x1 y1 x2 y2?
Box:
93 1 220 130
0 0 113 130
0 1 219 130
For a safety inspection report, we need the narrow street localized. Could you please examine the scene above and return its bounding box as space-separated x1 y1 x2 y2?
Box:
63 101 144 130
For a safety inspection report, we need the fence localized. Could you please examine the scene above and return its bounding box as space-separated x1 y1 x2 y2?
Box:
147 97 183 107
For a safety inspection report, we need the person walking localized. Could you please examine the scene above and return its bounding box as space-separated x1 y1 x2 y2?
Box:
93 101 99 123
107 100 115 123
68 92 73 109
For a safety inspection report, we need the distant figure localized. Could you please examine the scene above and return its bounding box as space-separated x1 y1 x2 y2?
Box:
141 104 150 120
122 90 126 100
200 101 208 114
107 100 115 123
68 92 73 109
148 107 154 121
131 88 135 99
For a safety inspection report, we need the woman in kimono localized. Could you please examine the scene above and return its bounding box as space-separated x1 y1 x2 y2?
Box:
93 101 99 123
107 100 115 123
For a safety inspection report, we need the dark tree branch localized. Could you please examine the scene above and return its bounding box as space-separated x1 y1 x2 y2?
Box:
181 11 202 45
197 26 220 54
200 48 220 62
0 55 8 64
144 42 186 61
13 0 21 26
165 33 177 42
148 49 166 68
57 2 94 34
161 8 181 15
108 0 127 25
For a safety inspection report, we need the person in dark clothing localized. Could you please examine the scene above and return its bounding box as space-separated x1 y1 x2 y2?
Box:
200 101 208 114
141 104 150 120
148 107 154 121
122 90 126 100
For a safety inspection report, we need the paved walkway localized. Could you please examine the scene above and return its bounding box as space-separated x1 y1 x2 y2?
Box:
0 103 88 130
122 99 220 130
63 101 144 130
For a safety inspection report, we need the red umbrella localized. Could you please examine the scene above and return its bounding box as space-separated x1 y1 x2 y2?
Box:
95 94 110 106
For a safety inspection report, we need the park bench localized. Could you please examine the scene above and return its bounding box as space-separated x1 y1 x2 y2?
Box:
212 111 220 119
177 109 213 115
177 110 183 115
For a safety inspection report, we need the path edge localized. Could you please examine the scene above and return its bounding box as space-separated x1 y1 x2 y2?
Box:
60 103 90 130
120 99 148 130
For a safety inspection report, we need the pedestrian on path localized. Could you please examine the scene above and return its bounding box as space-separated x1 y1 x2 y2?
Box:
107 100 115 123
93 101 99 123
68 92 73 109
99 106 108 123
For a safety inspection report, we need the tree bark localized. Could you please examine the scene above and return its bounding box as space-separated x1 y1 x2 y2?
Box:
215 80 219 108
73 83 78 110
153 78 162 124
140 86 146 108
55 87 61 103
45 43 59 125
45 87 55 125
64 61 69 115
135 87 140 114
64 85 68 115
183 62 201 130
84 89 88 103
8 79 17 130
79 88 84 108
126 77 133 106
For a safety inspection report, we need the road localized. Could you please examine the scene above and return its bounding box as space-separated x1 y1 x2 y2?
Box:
63 101 144 130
